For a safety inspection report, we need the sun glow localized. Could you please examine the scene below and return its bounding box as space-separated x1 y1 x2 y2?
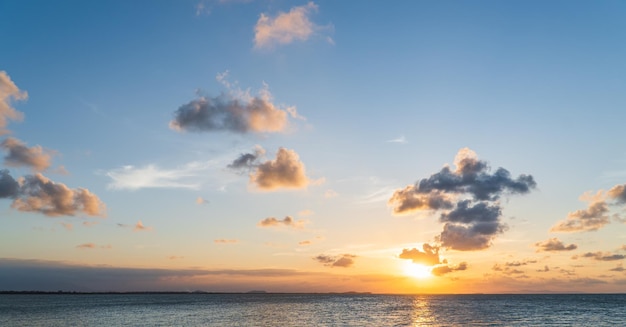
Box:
403 262 432 279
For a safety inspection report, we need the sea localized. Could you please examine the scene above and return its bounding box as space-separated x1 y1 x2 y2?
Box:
0 293 624 326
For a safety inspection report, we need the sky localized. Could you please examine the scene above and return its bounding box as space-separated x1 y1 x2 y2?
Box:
1 0 626 294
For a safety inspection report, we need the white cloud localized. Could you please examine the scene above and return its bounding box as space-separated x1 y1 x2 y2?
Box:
105 161 215 190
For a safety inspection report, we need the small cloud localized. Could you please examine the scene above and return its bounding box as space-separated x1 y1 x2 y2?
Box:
324 189 338 198
1 137 52 172
258 216 307 229
254 2 330 50
387 136 407 144
298 209 313 216
536 265 550 272
535 238 578 252
551 191 610 232
134 220 153 232
609 264 624 272
313 254 356 268
227 145 265 173
574 252 625 261
196 197 209 205
168 255 184 260
82 221 99 227
0 71 27 133
76 243 111 250
250 148 312 191
60 222 73 231
298 240 312 246
398 244 442 266
214 239 238 244
431 262 467 276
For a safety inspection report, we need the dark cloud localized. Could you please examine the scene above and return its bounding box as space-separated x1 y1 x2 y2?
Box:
535 238 578 252
389 148 536 251
1 137 51 171
0 169 19 198
228 146 265 172
431 262 467 276
492 264 525 275
398 244 442 266
0 71 27 133
1 171 105 217
313 254 356 268
169 93 291 134
536 265 550 272
610 264 625 272
258 216 306 229
251 148 312 191
410 148 536 202
576 252 626 261
504 259 537 267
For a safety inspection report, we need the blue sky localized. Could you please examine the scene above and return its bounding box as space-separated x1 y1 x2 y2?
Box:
1 0 626 293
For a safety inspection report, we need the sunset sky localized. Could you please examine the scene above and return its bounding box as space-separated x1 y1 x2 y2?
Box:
1 0 626 293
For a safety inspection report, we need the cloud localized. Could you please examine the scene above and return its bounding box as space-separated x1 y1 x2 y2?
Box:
388 187 453 215
398 244 442 266
168 255 184 260
60 222 73 231
258 216 307 229
551 192 610 232
227 145 265 172
214 239 238 244
610 264 624 272
387 136 408 144
106 163 207 190
250 148 312 191
196 196 209 205
313 254 356 268
134 220 152 232
0 71 27 133
0 172 105 217
324 189 338 198
254 2 327 49
609 184 626 204
169 87 294 134
431 262 467 276
76 243 111 250
574 252 626 261
535 238 578 252
389 148 536 251
1 137 52 172
0 169 20 198
536 265 550 272
552 184 626 233
298 240 312 246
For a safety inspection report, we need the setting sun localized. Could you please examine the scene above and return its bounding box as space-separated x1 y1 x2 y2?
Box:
403 262 432 279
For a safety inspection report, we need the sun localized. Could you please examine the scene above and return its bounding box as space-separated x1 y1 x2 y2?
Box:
403 262 432 279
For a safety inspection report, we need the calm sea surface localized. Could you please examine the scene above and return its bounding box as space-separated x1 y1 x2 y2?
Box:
0 293 624 326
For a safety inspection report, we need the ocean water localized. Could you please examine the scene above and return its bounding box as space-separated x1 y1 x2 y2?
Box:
0 293 624 326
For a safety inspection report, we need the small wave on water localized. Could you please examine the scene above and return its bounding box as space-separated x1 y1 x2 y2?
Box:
1 293 625 326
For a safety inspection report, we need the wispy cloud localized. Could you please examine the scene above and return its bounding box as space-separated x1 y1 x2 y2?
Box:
214 239 239 244
76 243 111 250
105 161 214 190
0 71 27 133
254 2 331 49
387 136 407 144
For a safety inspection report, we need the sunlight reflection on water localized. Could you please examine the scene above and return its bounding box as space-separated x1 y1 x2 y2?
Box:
1 293 625 326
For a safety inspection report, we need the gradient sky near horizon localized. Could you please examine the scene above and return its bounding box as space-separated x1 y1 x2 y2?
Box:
1 0 626 293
